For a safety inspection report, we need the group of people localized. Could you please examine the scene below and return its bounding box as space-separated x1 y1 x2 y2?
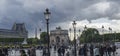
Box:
0 44 117 56
0 47 8 56
27 46 36 56
57 46 65 56
78 44 117 56
20 49 27 56
20 46 36 56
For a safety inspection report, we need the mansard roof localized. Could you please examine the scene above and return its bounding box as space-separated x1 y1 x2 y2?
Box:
0 29 20 36
0 23 28 35
0 29 19 34
12 23 27 32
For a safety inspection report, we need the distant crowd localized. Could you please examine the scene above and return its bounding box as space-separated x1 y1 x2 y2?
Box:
0 47 8 56
0 44 118 56
78 44 117 56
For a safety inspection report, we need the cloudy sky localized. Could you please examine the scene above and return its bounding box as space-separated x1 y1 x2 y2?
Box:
0 0 120 40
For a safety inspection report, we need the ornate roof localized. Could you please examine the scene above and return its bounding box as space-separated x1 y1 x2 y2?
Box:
0 23 28 36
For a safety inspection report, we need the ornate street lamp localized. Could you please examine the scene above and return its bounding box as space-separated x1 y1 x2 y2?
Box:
109 27 112 43
44 8 51 56
69 28 72 39
39 28 41 39
39 28 41 45
109 27 112 33
79 29 81 36
69 28 72 45
78 29 81 46
114 31 116 45
72 21 77 56
84 25 87 43
84 25 87 30
102 25 104 43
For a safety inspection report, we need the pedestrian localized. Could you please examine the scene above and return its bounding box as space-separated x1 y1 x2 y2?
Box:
20 49 27 56
58 47 62 56
43 47 46 56
61 47 65 56
71 47 75 55
104 45 108 56
29 46 36 56
78 46 84 56
94 46 100 56
0 49 5 56
107 45 112 56
90 44 94 56
2 48 5 55
99 46 104 56
54 45 56 51
83 44 88 56
27 49 30 56
66 49 70 56
112 45 116 56
4 47 8 56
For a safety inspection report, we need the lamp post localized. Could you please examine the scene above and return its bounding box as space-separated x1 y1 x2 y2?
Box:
92 30 94 43
114 31 116 45
39 28 41 46
79 29 81 36
109 27 112 44
84 25 87 43
69 28 72 39
102 25 104 43
78 29 81 46
39 28 41 39
84 25 87 30
109 27 112 32
69 28 72 45
72 21 77 56
44 8 51 56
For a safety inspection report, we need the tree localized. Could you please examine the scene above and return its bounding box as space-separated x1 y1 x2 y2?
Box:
40 32 47 44
101 33 120 42
27 38 38 44
80 28 101 43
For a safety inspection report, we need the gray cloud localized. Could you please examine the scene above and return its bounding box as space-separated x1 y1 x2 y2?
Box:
0 0 120 37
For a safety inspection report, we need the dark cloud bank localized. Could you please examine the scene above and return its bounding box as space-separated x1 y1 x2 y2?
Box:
0 0 120 37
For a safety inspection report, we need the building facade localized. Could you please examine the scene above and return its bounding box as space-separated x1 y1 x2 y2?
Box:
50 27 70 47
0 23 28 39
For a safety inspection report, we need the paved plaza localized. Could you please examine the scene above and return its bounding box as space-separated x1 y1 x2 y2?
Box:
8 48 120 56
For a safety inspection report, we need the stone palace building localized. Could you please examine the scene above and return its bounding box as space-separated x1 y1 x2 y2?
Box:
50 27 70 47
0 23 28 43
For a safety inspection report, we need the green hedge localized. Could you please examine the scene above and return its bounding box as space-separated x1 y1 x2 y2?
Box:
0 38 24 42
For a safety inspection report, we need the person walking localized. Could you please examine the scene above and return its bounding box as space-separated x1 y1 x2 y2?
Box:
61 47 65 56
29 46 36 56
58 47 62 56
43 47 47 56
20 49 27 56
90 44 94 56
112 45 116 56
27 49 30 56
107 46 112 56
83 44 88 56
78 46 84 56
94 46 100 56
104 45 108 56
99 46 104 56
0 49 5 56
5 47 8 56
66 49 70 56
